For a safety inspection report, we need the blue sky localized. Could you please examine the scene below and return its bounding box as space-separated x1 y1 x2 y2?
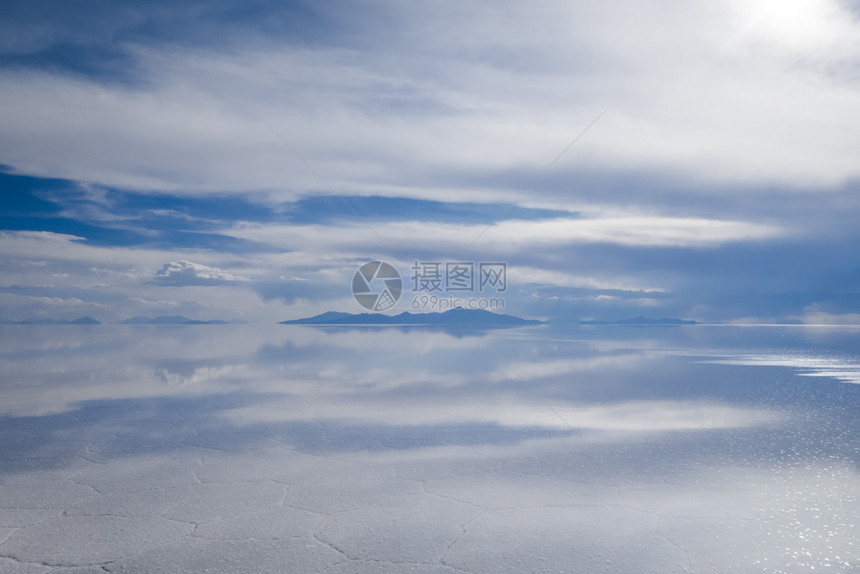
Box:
1 0 859 323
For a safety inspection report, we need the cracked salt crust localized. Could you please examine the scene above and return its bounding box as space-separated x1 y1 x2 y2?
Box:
1 326 858 572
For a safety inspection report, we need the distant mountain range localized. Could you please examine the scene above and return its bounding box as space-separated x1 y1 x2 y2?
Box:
281 310 700 326
281 308 543 326
119 315 230 325
1 312 697 327
5 316 101 325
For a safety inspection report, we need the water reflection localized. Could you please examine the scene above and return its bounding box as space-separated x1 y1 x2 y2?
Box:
0 325 858 572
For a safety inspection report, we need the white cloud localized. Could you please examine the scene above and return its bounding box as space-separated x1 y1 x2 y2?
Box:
1 0 857 323
0 0 858 198
227 214 783 253
0 231 274 322
790 304 860 326
154 260 250 286
484 216 783 247
508 267 665 293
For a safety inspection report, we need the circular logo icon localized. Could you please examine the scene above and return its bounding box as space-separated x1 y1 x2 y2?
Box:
352 261 402 312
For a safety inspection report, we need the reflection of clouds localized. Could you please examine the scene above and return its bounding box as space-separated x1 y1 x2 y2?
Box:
155 364 249 386
0 366 247 417
224 396 781 432
0 326 790 437
703 354 860 385
0 326 490 416
0 327 309 416
487 353 653 381
1 327 857 572
336 366 470 390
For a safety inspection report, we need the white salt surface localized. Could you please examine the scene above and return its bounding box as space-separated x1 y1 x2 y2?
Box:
1 440 856 572
2 515 192 566
0 325 858 572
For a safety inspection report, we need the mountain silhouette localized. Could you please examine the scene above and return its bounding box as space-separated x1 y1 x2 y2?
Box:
281 308 542 326
8 316 101 325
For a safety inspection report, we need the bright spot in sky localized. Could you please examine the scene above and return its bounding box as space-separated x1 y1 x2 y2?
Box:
734 0 856 53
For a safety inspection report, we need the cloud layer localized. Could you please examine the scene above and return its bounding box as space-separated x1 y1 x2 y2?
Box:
1 0 859 322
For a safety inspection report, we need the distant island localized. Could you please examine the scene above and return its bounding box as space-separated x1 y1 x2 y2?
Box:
576 316 697 325
281 308 543 327
0 313 697 327
5 316 101 325
119 315 230 325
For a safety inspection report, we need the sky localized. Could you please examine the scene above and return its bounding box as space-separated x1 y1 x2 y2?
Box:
1 0 859 324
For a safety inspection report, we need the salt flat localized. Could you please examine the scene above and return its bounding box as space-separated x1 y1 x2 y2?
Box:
0 325 857 572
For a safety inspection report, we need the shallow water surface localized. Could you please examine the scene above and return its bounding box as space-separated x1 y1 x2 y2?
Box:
0 324 858 572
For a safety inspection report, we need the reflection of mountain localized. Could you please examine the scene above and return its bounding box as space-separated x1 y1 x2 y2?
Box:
578 316 697 325
7 316 101 325
281 308 542 327
120 315 229 325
